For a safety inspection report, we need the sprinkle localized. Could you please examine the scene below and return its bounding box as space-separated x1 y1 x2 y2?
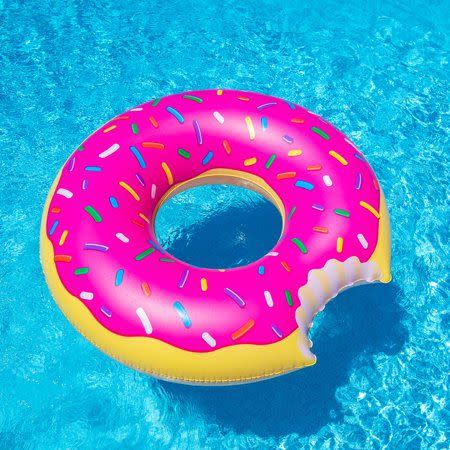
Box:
131 123 139 134
313 226 328 233
277 172 296 180
84 166 101 172
257 102 277 110
373 178 379 191
334 208 350 218
51 207 61 213
115 269 124 286
281 261 291 272
136 307 152 334
244 157 257 166
264 291 273 307
116 115 130 120
129 146 146 168
292 238 308 254
245 116 255 140
159 257 174 263
222 139 232 154
237 96 250 102
265 154 276 169
285 290 294 306
59 230 68 246
151 184 156 199
213 111 224 124
202 151 214 166
323 175 333 187
287 206 296 220
173 301 191 328
80 291 93 301
103 125 117 133
258 265 265 275
115 232 129 243
84 205 102 222
357 233 369 249
193 119 202 145
68 157 75 172
202 332 216 347
183 94 203 103
291 118 305 124
151 98 161 107
261 117 268 131
216 89 223 95
267 251 279 256
135 247 155 261
312 204 324 211
360 201 380 218
100 306 112 318
178 269 189 288
288 149 302 157
329 150 348 166
307 165 322 171
109 196 119 208
131 218 145 228
355 173 362 190
282 135 294 144
200 278 208 292
231 319 255 341
119 181 140 201
337 237 344 253
272 324 284 338
149 116 159 128
136 173 145 186
166 106 184 123
74 267 89 275
56 188 73 199
142 142 165 149
82 179 88 190
77 145 84 151
84 243 109 252
311 126 329 140
354 152 366 162
130 107 143 112
49 220 59 236
224 287 245 308
141 282 151 296
295 180 314 190
286 101 295 109
176 148 190 159
54 254 71 263
138 212 151 224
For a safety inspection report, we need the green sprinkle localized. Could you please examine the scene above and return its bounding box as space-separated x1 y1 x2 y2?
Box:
265 154 276 169
135 247 155 261
334 208 350 218
77 145 84 151
84 206 102 223
311 127 330 140
159 257 175 263
292 238 308 254
74 267 89 275
288 206 296 220
182 95 203 103
152 98 161 107
131 123 139 134
285 290 293 307
177 148 190 159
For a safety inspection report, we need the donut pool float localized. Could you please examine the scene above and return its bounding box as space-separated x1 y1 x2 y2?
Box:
40 89 391 384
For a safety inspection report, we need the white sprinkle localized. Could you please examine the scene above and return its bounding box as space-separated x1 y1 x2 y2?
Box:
357 233 369 249
115 232 129 243
130 107 143 111
213 111 224 124
322 175 333 187
99 143 120 158
136 307 153 334
56 188 73 199
267 251 279 257
151 184 156 199
202 332 216 347
345 137 357 149
264 290 274 307
80 291 94 300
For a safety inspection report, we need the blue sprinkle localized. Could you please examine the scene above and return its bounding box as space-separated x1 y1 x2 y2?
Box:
354 152 366 161
355 173 362 190
49 220 59 235
295 180 314 190
173 301 191 328
82 179 88 190
258 265 265 275
286 101 295 110
261 116 268 131
130 146 146 168
84 166 102 172
202 151 214 165
68 157 75 172
115 269 124 286
166 106 185 123
109 196 119 208
193 119 202 145
148 239 164 253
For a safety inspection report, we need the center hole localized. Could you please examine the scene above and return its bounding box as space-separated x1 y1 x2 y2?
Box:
154 184 283 269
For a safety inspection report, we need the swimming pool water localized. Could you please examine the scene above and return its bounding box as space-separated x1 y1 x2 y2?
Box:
1 0 449 448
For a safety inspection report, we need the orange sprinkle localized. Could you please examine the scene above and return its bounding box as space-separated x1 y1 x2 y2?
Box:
329 150 348 166
359 201 380 219
131 218 145 228
288 149 302 157
119 181 140 201
54 255 72 263
138 212 151 224
290 118 305 124
51 207 61 214
222 139 232 154
231 319 255 341
281 261 291 272
103 125 117 133
313 226 328 234
148 116 159 128
336 237 344 253
141 282 151 296
277 172 296 180
244 157 257 166
307 164 322 171
237 96 250 102
115 115 129 120
142 142 165 149
161 162 173 185
216 89 223 95
58 230 69 246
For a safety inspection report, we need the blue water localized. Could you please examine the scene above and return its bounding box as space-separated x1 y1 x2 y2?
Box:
1 0 449 448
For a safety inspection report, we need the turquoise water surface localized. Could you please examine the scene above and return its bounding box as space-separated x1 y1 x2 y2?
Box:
1 0 449 448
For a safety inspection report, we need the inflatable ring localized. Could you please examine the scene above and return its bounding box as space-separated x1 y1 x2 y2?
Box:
40 89 391 384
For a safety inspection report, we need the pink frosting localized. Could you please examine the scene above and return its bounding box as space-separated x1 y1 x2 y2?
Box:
45 89 382 352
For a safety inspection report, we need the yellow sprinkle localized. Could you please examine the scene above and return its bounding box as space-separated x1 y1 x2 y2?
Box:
58 230 68 246
138 212 151 224
103 125 117 133
336 237 344 253
161 162 173 185
244 157 257 166
359 201 381 219
217 89 223 95
288 149 302 157
119 181 140 201
245 116 255 140
201 278 208 291
329 150 348 166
